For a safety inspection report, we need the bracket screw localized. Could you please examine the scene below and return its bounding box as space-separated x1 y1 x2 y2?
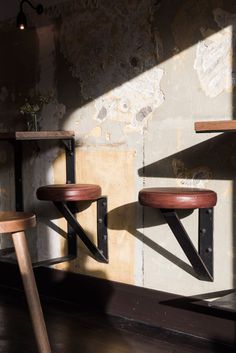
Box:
206 247 213 253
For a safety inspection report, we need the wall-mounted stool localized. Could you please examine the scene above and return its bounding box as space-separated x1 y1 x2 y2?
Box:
0 211 51 353
138 187 217 281
36 184 108 263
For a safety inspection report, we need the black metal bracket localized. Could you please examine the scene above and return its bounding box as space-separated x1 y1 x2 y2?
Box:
62 138 75 185
53 196 108 263
62 139 74 152
0 136 78 268
160 208 213 281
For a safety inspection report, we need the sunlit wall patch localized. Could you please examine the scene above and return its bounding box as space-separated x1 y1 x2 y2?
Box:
194 10 233 97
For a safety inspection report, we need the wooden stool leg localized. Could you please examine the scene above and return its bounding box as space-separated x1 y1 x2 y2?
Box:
12 231 52 353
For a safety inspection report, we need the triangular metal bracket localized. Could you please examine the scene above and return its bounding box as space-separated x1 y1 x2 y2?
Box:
160 208 213 281
53 196 108 263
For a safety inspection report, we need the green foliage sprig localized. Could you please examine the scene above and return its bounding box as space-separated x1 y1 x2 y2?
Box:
19 92 54 116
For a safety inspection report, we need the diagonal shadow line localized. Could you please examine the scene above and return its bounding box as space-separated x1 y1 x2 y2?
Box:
108 202 197 278
189 289 236 301
138 133 236 181
159 289 236 321
135 229 198 279
43 219 67 239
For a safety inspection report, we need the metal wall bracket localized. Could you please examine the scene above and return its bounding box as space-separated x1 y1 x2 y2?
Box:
62 139 74 154
160 208 213 281
62 138 75 185
53 196 108 263
0 135 78 268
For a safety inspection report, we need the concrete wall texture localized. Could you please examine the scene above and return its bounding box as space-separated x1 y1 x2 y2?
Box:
0 0 236 296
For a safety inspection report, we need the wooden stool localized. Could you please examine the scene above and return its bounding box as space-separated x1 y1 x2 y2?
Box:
139 187 217 281
37 184 108 263
0 212 51 353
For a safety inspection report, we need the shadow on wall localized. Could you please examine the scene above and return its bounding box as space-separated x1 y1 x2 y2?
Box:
53 0 231 115
107 133 236 281
108 202 198 279
138 133 236 181
138 131 236 294
0 1 235 254
1 0 231 110
0 0 235 283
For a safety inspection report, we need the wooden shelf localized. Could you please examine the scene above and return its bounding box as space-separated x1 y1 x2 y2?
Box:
195 120 236 133
0 131 74 141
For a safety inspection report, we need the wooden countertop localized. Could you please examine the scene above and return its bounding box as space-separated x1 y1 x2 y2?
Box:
195 120 236 133
0 131 74 140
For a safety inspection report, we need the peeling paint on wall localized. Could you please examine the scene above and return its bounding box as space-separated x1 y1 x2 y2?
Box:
64 65 164 144
94 67 164 130
214 7 236 30
1 0 235 295
194 9 232 97
57 0 164 141
96 106 107 121
214 8 236 77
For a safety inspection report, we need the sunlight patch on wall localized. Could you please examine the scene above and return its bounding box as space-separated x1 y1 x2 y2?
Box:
63 65 164 142
194 20 232 97
94 66 164 130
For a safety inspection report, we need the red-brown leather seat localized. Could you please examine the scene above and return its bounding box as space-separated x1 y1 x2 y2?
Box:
36 183 108 263
37 184 102 202
139 187 217 209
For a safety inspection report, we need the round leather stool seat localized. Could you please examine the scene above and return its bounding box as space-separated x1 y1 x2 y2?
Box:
37 184 102 202
139 187 217 209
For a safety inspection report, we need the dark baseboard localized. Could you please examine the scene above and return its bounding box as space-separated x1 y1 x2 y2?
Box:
0 262 235 346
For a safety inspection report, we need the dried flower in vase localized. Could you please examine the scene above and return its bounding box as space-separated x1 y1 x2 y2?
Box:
19 92 54 131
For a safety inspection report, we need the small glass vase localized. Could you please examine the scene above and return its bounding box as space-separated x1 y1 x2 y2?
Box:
26 113 39 131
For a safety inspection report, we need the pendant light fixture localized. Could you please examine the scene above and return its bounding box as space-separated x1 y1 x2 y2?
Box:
16 0 43 30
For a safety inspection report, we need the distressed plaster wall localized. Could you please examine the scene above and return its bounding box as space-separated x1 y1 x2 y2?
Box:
0 0 236 297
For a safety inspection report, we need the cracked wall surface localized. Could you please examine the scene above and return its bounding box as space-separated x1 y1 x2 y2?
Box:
0 0 236 296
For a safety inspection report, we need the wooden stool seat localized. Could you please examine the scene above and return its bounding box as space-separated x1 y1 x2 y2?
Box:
0 211 51 353
139 187 217 209
0 211 36 233
37 183 102 201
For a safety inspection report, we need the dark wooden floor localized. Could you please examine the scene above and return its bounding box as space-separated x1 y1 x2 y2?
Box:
0 286 234 353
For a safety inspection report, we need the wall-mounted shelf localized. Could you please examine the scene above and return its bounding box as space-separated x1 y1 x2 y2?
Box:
195 120 236 133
